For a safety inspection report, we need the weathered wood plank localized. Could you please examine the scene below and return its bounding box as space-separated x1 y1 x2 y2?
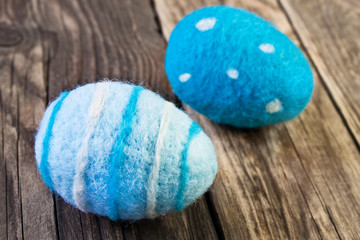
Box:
0 10 58 239
154 0 360 239
124 197 217 240
0 74 6 239
280 0 360 145
1 0 218 239
0 54 24 240
16 44 59 240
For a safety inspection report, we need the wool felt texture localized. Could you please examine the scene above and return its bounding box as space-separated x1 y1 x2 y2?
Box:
35 81 218 221
165 6 314 128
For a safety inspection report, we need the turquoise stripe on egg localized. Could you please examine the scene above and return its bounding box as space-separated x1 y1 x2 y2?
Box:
117 88 166 220
107 86 143 220
154 104 193 215
182 131 218 208
35 81 218 221
82 83 133 217
48 84 97 206
175 122 202 211
39 91 69 192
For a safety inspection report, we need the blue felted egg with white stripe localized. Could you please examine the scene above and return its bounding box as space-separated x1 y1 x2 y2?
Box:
35 81 217 220
165 6 314 128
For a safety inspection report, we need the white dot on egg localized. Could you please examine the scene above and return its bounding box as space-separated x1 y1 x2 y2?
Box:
266 99 283 114
179 73 191 82
196 18 217 31
259 43 275 53
226 69 239 79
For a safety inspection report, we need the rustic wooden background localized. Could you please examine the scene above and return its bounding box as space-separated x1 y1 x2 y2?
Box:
1 0 359 239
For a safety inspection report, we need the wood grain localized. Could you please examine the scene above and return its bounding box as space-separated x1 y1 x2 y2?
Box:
0 0 217 239
154 0 360 239
280 0 360 146
0 8 57 239
1 0 359 239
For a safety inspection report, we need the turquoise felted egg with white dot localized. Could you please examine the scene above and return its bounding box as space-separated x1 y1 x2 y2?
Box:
165 6 314 128
35 81 217 221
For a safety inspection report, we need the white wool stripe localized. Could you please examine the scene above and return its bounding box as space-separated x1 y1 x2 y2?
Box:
73 83 109 212
147 102 174 217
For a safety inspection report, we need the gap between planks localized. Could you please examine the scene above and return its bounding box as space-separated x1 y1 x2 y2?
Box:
276 0 360 152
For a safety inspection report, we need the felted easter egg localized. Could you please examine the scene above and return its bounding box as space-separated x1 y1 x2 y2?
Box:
165 6 314 128
35 81 217 220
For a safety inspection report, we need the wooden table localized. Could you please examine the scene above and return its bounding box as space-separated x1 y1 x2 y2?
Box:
1 0 359 239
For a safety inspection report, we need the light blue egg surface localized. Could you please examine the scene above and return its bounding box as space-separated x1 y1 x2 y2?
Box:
35 81 217 220
165 6 314 127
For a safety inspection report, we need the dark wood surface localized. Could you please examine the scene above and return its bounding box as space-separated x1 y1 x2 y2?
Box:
0 0 359 239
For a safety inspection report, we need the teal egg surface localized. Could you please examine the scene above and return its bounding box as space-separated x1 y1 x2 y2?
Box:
165 6 314 127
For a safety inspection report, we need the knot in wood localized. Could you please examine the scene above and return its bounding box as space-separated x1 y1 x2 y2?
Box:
0 27 22 47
